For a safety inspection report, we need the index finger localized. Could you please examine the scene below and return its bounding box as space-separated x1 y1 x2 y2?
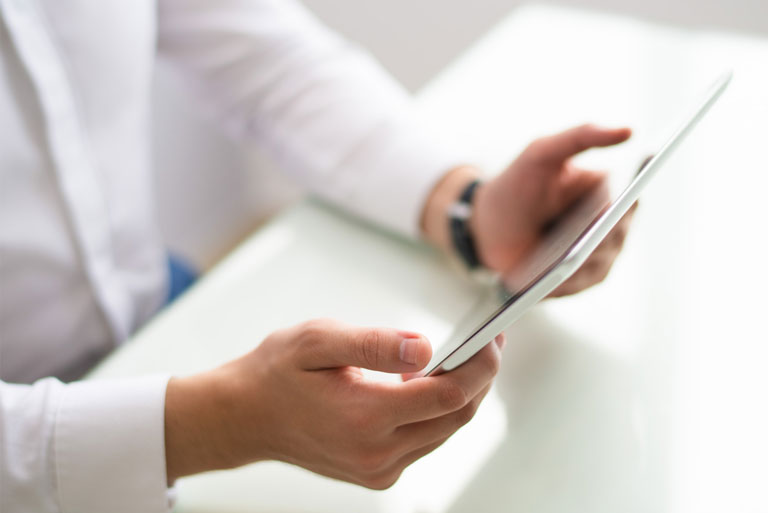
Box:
534 124 632 164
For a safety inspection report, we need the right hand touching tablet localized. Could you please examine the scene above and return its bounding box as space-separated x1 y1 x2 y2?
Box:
164 319 504 488
471 124 636 294
421 124 636 296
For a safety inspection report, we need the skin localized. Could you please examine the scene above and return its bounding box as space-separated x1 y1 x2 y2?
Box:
420 124 636 296
166 322 505 486
165 123 635 487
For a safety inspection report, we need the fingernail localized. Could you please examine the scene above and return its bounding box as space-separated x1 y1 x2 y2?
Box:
495 333 507 350
399 336 420 365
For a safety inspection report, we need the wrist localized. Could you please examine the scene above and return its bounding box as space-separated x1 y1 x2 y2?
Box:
448 179 484 269
468 179 490 267
164 368 259 482
420 165 482 252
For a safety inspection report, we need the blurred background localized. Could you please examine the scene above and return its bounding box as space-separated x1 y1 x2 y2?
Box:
153 0 768 269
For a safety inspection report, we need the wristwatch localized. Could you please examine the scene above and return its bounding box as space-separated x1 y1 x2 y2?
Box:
448 180 482 270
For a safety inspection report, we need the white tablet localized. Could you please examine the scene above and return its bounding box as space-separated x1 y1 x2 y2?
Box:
424 71 732 376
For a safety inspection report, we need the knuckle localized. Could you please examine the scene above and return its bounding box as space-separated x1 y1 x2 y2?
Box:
525 139 546 159
597 266 611 283
358 330 384 369
585 261 610 285
481 347 501 376
604 235 620 252
489 353 502 376
584 260 600 273
575 123 597 145
260 330 284 350
363 470 401 490
454 403 477 428
437 382 469 411
295 318 335 351
298 318 333 338
353 449 389 475
615 228 629 247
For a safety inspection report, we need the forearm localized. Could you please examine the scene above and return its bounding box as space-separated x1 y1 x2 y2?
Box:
159 0 461 238
164 369 267 483
165 375 214 483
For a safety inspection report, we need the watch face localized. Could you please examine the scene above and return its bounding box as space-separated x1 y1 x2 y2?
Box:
447 202 473 221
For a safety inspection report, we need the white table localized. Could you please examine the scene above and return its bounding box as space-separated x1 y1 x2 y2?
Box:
90 5 768 512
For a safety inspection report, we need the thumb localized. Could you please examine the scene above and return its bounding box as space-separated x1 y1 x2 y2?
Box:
531 124 632 165
299 322 432 373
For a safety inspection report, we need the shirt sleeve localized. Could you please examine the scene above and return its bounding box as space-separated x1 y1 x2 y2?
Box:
157 0 464 238
0 376 172 513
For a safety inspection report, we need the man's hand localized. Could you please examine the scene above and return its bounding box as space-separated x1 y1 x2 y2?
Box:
165 319 504 488
422 124 636 296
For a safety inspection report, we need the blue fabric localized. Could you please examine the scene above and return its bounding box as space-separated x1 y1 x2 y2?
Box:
166 254 198 305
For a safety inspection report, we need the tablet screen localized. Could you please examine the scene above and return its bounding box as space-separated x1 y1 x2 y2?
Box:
436 171 637 364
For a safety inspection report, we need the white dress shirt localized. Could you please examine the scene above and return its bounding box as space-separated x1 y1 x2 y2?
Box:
0 0 459 511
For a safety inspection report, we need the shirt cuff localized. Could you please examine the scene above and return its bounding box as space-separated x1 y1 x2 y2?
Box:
54 375 172 513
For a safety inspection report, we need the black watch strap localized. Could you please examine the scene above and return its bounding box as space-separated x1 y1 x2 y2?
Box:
449 180 482 269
